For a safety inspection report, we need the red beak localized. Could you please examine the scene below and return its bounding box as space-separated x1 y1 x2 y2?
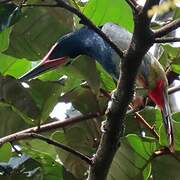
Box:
19 43 67 81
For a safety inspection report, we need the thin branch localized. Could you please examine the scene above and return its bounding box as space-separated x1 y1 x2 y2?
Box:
154 37 180 43
0 112 102 145
21 133 92 165
154 19 180 38
129 105 160 139
168 85 180 95
54 0 124 58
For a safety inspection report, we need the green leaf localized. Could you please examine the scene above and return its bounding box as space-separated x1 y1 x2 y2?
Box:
151 154 180 180
0 53 32 78
0 75 40 124
172 112 180 122
96 62 116 91
0 143 12 162
108 135 156 180
0 103 28 136
83 0 133 31
0 28 12 52
28 79 64 122
59 86 101 113
160 120 180 150
172 64 180 73
5 3 73 60
52 119 101 179
22 146 63 180
0 3 21 32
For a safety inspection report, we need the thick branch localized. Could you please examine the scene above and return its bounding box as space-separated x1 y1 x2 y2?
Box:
0 112 101 145
20 133 92 165
87 0 164 179
154 19 180 38
154 37 180 43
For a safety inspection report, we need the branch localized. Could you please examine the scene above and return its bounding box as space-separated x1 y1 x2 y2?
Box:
154 19 180 38
154 37 180 43
0 112 102 145
88 1 161 179
20 133 92 165
168 85 180 94
129 105 160 139
54 0 124 58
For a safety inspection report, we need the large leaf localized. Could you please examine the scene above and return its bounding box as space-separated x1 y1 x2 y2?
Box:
6 0 73 60
0 28 12 52
0 75 40 124
108 135 156 180
83 0 133 31
151 154 180 180
0 53 32 78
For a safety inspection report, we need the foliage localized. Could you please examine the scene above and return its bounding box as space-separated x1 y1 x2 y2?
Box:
0 0 179 179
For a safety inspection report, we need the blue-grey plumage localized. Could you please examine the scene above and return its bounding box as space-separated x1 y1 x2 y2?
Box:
19 23 174 151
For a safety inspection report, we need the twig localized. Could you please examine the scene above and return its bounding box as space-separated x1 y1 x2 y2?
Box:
129 105 160 139
54 0 124 58
22 133 92 165
168 85 180 94
154 37 180 43
154 19 180 38
0 112 102 145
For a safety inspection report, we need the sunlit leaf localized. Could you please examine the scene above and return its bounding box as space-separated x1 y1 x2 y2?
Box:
83 0 133 31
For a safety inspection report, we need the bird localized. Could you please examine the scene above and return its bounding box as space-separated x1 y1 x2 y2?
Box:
19 22 174 151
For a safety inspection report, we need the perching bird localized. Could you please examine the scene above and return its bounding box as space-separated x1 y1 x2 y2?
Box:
20 23 174 151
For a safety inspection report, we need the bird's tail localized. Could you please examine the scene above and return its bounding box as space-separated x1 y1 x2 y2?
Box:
161 90 174 152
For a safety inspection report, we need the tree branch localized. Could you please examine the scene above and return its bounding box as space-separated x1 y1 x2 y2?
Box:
88 0 161 179
20 133 92 165
154 19 180 38
129 105 160 139
0 112 102 145
154 37 180 43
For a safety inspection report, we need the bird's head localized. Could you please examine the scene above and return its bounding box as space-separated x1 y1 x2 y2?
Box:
19 30 87 81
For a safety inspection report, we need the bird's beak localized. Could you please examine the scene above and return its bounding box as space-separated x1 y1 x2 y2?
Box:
161 91 174 152
19 43 67 81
